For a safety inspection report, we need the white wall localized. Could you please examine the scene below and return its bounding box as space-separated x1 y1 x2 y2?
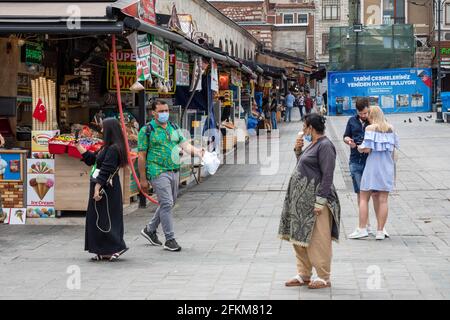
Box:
272 29 306 54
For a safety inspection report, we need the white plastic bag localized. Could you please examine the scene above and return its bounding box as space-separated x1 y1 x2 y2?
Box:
201 151 220 175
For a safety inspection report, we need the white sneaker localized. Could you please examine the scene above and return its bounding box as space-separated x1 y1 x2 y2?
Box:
348 228 369 239
383 228 390 238
367 225 376 237
376 231 386 240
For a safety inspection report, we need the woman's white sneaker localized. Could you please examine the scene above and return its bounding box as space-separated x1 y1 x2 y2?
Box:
348 228 369 239
376 231 386 240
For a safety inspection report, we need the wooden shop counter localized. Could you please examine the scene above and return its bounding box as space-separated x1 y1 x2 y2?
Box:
54 154 139 213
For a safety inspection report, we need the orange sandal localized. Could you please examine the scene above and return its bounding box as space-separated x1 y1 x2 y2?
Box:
308 277 331 289
285 275 311 287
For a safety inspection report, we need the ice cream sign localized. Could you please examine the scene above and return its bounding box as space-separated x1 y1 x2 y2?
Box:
27 159 55 207
31 130 59 154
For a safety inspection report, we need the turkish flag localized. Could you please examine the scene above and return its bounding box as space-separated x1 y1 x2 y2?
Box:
33 98 47 123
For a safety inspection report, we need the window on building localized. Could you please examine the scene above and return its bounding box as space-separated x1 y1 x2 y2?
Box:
383 0 406 24
322 0 341 21
322 33 329 55
298 14 308 24
446 3 450 25
283 13 294 24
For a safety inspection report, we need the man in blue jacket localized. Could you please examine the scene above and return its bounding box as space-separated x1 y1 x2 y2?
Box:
343 98 377 239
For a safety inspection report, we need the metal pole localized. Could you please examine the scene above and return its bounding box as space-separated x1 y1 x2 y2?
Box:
138 82 147 208
437 0 444 123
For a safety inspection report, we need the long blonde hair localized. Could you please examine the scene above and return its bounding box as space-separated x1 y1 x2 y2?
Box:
368 106 392 133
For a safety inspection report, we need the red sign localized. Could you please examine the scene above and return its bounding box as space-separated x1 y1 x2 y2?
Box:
122 0 157 26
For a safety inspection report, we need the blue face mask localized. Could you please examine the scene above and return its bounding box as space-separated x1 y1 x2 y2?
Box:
158 112 170 124
304 134 312 143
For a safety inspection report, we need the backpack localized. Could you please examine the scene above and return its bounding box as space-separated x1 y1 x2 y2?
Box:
144 121 180 154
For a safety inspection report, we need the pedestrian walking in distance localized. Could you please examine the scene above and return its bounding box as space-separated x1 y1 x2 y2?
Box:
270 93 278 130
297 92 305 121
76 118 129 261
345 98 380 239
285 91 295 122
351 106 399 241
138 101 204 252
304 92 314 115
279 114 341 289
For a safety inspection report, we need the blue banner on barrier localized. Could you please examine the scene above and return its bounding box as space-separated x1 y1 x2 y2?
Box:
327 68 432 116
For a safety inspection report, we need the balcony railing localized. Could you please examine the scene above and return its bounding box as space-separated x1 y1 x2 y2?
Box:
383 16 406 25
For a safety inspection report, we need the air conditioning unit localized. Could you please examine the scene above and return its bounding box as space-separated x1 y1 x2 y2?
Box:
436 31 450 42
445 32 450 41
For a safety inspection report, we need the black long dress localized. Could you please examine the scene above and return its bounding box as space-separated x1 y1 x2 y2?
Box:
82 146 127 255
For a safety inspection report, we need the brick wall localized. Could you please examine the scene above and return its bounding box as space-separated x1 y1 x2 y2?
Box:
0 182 25 208
415 47 432 69
213 2 265 22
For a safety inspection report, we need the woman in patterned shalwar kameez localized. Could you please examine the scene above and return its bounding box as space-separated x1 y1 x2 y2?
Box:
279 114 341 289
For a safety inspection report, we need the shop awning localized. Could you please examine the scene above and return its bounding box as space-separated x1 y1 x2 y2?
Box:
310 67 327 81
0 1 119 20
122 16 247 70
0 21 124 34
258 64 286 79
0 1 126 34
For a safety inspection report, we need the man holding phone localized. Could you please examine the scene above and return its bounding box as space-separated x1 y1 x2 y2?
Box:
343 98 374 238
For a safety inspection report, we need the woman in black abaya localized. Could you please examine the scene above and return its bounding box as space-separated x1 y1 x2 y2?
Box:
76 118 128 261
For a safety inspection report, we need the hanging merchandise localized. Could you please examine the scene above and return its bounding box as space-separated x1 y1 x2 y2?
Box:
190 57 203 92
231 69 242 87
211 58 219 93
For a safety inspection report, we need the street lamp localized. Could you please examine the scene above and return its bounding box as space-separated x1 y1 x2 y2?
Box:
436 0 444 123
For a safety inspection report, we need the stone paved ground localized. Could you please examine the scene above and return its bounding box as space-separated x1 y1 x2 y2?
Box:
1 111 450 300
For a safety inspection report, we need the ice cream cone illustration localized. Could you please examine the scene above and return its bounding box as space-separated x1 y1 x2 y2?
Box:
15 210 24 223
30 176 54 200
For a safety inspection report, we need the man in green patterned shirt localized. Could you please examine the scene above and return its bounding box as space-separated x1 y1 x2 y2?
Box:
139 101 204 252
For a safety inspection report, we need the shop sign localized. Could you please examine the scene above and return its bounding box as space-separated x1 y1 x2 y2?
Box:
148 53 176 94
23 42 43 65
176 50 190 87
231 69 242 87
2 208 26 225
151 36 169 80
32 130 59 158
107 50 175 94
107 50 139 92
432 47 450 57
0 152 24 182
27 159 55 207
121 0 156 26
327 68 432 116
136 34 151 81
211 58 219 92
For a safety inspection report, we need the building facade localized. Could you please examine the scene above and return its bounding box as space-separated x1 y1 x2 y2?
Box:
354 0 433 44
156 0 260 60
209 0 316 62
315 0 349 66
